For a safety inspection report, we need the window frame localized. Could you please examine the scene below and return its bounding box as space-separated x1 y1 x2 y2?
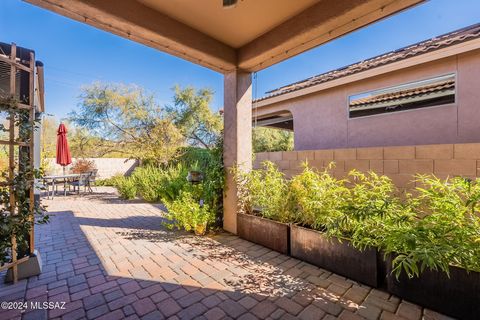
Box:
347 73 457 119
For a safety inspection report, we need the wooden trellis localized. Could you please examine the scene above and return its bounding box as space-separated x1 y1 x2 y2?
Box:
0 43 36 283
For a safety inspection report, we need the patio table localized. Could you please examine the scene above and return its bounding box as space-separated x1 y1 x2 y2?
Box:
43 173 82 199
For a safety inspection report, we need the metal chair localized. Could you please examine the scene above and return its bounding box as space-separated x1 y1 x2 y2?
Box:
87 169 98 192
68 173 91 194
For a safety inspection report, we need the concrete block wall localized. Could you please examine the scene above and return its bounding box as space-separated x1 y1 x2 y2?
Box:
45 158 139 179
254 143 480 190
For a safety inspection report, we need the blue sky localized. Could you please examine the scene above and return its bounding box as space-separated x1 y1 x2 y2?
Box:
1 0 479 119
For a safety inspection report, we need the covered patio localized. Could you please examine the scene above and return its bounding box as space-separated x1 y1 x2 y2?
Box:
24 0 425 234
2 0 465 319
0 188 445 320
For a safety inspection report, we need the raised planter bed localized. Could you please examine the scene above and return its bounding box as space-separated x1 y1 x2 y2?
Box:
290 225 379 287
384 255 480 319
237 212 290 255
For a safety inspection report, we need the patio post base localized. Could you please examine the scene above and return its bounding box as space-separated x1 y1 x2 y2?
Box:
5 250 43 283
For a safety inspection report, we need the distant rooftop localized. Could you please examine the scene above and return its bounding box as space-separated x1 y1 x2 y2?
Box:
256 23 480 102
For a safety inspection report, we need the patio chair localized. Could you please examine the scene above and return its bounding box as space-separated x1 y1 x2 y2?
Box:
68 172 91 194
39 178 52 199
51 178 68 197
87 169 98 192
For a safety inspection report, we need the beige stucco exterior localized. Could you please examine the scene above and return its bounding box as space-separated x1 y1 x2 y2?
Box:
223 71 252 233
255 142 480 192
257 48 480 151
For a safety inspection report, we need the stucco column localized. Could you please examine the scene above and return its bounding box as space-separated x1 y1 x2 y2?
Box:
223 70 252 234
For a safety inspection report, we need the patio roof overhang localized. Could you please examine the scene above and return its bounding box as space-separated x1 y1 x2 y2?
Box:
24 0 423 73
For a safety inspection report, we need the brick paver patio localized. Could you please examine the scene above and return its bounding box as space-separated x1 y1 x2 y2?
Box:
0 187 453 320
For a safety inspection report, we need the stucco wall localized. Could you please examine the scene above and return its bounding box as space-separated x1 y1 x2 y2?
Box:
45 158 138 179
262 49 480 150
255 143 480 191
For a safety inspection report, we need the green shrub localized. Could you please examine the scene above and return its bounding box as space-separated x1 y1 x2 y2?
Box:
176 147 212 170
163 188 215 235
123 164 188 203
235 161 480 278
235 161 291 223
115 177 137 200
344 170 398 220
163 143 224 233
289 164 349 231
109 144 224 235
380 175 480 278
96 175 124 186
201 143 224 226
343 170 403 249
130 166 165 202
155 164 188 202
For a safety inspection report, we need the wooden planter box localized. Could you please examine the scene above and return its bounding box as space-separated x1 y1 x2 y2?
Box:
290 225 380 287
384 255 480 319
237 213 290 255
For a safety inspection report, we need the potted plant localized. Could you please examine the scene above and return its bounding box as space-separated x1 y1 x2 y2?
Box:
289 168 396 288
234 162 291 254
187 161 203 183
194 221 208 236
380 175 480 319
237 210 291 255
290 225 379 286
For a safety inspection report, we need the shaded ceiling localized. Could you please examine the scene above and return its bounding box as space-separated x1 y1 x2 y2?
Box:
138 0 320 48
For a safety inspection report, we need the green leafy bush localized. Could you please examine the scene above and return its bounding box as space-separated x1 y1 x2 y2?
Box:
343 170 403 249
287 166 400 242
198 142 224 226
0 168 49 266
252 127 293 152
235 161 291 223
289 164 349 231
155 164 188 203
130 166 167 202
163 189 215 235
112 165 189 203
115 177 137 200
236 161 480 278
380 175 480 278
176 147 212 169
163 143 224 233
344 170 398 220
96 175 124 186
110 145 223 234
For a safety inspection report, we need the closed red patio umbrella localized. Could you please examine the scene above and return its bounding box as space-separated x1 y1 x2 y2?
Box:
56 123 72 174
